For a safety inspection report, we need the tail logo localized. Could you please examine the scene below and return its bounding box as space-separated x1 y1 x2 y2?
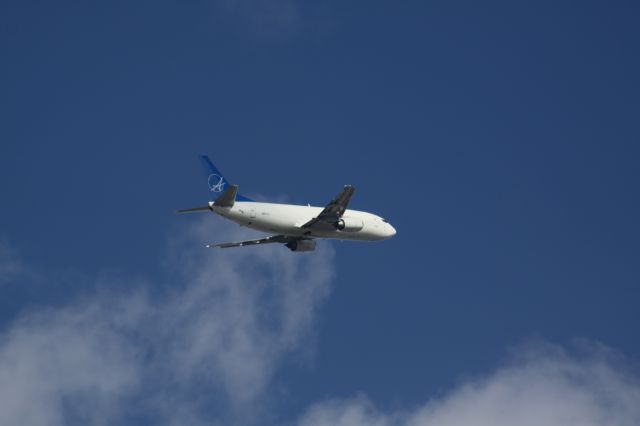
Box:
208 173 225 192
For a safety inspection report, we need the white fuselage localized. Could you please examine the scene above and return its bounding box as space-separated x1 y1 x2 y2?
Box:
210 201 396 241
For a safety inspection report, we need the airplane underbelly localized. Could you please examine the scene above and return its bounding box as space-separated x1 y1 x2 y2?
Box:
247 216 302 235
311 221 386 241
220 204 384 240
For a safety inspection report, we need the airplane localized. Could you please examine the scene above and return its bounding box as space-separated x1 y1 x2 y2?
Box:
177 156 396 251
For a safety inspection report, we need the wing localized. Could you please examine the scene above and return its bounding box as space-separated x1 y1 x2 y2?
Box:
206 234 295 249
301 185 355 230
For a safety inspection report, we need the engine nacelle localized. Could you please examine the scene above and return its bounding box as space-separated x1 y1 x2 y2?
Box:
286 240 316 252
336 217 364 232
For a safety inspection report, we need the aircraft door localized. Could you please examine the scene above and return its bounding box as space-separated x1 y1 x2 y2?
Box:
249 208 256 219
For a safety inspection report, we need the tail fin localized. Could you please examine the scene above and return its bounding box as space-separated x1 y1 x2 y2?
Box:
199 156 253 202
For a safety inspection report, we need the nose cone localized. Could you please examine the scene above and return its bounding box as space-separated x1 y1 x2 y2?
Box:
387 223 397 238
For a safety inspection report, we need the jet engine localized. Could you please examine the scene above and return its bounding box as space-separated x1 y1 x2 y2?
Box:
286 240 316 252
336 217 364 232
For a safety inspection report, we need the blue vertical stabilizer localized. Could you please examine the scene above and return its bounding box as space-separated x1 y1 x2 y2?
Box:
199 156 253 202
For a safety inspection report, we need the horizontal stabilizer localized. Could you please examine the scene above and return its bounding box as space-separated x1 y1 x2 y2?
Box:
213 184 238 207
176 205 211 214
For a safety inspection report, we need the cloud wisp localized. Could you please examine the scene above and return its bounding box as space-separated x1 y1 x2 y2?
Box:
0 239 27 286
0 218 334 425
214 0 302 38
298 341 640 426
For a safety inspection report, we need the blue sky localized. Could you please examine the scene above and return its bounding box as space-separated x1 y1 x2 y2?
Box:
1 0 640 425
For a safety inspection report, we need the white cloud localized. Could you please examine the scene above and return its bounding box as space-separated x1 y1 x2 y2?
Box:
298 341 640 426
0 297 143 426
299 396 395 426
3 221 640 426
0 218 334 425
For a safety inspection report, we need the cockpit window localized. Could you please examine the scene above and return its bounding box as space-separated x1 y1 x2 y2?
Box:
381 218 388 223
